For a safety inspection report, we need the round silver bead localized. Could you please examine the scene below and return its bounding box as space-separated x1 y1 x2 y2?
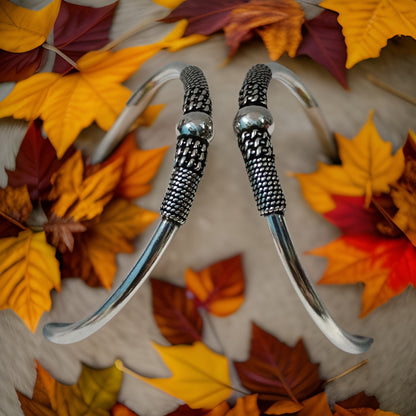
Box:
233 105 274 136
176 111 214 142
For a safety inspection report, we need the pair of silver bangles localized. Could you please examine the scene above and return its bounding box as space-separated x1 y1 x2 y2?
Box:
43 62 373 355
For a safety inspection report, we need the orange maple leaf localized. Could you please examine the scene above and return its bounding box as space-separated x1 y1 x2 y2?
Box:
224 0 304 60
17 361 122 415
61 198 158 289
311 196 416 317
295 111 404 213
49 150 123 222
109 132 168 200
320 0 416 68
185 254 245 316
0 185 32 227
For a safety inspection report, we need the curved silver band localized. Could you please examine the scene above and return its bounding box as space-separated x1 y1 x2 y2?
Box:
235 63 373 354
43 63 213 344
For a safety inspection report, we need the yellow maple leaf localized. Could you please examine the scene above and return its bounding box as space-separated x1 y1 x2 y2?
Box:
0 0 61 53
132 341 233 409
0 44 162 158
0 230 60 332
61 198 158 289
153 0 185 9
161 19 209 52
49 150 123 221
17 361 122 415
295 111 404 213
224 0 304 60
320 0 416 68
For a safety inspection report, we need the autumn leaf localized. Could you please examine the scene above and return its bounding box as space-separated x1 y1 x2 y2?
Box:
133 341 233 409
111 403 139 416
297 392 333 416
161 0 246 36
52 0 119 73
109 131 168 200
0 45 162 157
224 0 304 59
185 254 245 317
234 323 323 406
0 230 60 332
296 10 347 89
165 402 230 415
227 395 260 416
151 278 203 344
60 198 158 289
312 195 416 317
381 132 416 246
0 0 119 82
320 0 416 68
17 361 122 415
333 391 399 416
6 120 74 200
0 0 61 53
0 185 32 227
295 111 404 213
49 150 122 221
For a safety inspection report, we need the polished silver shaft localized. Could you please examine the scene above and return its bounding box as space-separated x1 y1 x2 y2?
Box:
267 214 373 354
43 220 177 344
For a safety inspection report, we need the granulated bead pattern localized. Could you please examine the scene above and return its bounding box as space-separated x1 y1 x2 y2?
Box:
237 127 286 215
238 64 272 109
161 135 210 224
181 66 212 115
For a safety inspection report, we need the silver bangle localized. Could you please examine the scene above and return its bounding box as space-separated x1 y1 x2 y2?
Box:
233 63 373 354
43 63 213 344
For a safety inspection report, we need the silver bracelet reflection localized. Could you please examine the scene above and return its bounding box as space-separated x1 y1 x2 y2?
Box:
43 63 214 344
233 63 373 354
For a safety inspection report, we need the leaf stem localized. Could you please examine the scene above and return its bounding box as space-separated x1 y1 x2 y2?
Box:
367 74 416 106
100 10 166 51
42 43 78 70
324 359 368 386
0 211 26 230
115 359 248 396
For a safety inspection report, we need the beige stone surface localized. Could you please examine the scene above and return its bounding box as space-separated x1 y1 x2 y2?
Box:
1 1 416 415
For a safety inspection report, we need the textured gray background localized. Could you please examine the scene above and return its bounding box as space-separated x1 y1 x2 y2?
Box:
1 0 416 415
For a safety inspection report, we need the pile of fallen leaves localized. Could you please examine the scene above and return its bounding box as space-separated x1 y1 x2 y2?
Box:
17 255 400 415
158 0 416 88
295 112 416 317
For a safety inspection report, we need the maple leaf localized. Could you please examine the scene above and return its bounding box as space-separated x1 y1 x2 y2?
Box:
234 323 323 406
0 45 162 158
227 394 260 416
17 361 122 415
296 10 348 89
6 120 74 201
333 391 398 416
60 198 158 289
151 278 203 344
296 392 333 416
161 0 246 36
111 403 140 416
0 230 60 332
52 0 118 73
49 150 122 221
165 402 230 416
0 0 61 53
109 132 168 200
43 212 87 252
185 254 245 317
0 0 119 82
312 195 416 317
295 111 404 213
135 341 233 409
224 0 304 59
320 0 416 68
